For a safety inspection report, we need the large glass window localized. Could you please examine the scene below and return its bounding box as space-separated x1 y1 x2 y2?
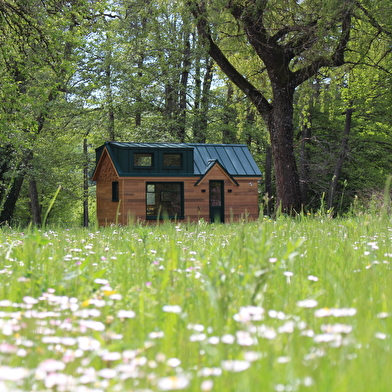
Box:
163 153 182 167
146 182 184 219
134 153 153 167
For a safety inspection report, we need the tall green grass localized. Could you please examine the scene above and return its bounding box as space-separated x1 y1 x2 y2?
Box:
0 215 391 391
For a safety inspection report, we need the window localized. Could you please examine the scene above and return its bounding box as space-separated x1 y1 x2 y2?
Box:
134 153 153 167
146 182 184 219
112 181 119 202
163 153 182 167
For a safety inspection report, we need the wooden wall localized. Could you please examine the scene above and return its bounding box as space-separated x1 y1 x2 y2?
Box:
95 152 260 225
94 151 121 226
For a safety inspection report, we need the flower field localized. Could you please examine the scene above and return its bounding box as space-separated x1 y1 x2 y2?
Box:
0 216 391 391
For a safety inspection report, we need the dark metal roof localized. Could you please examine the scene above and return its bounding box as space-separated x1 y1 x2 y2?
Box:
95 142 261 177
188 143 261 176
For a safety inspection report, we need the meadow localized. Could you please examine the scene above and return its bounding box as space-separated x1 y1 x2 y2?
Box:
0 215 391 392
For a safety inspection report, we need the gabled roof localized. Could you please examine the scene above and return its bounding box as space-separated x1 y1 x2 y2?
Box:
93 142 262 178
194 159 239 186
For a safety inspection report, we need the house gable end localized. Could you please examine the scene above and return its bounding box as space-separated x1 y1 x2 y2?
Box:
92 148 119 182
194 160 239 187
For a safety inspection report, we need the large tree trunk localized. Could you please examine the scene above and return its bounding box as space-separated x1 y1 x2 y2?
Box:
268 90 302 214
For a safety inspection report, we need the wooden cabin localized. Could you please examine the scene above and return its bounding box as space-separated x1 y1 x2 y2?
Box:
92 142 262 225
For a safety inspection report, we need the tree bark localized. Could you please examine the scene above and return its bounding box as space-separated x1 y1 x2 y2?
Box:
327 107 354 210
222 82 237 144
83 137 89 227
300 123 312 206
264 144 273 215
268 89 302 213
29 175 42 226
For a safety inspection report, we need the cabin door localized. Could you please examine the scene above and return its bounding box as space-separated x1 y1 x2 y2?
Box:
209 180 224 223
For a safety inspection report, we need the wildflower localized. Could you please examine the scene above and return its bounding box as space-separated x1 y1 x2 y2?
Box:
167 358 181 367
308 275 319 281
277 320 295 334
101 352 122 361
94 278 109 285
314 308 357 318
79 320 105 331
297 299 318 308
221 334 235 344
277 356 291 363
221 359 250 372
162 305 182 314
236 331 256 346
97 368 117 378
0 366 29 381
321 324 352 334
244 351 261 362
199 367 222 377
187 323 204 331
201 379 214 391
234 306 265 322
207 336 220 345
375 332 387 340
149 331 164 339
117 310 136 319
157 375 190 390
37 359 66 373
23 296 39 305
190 333 206 342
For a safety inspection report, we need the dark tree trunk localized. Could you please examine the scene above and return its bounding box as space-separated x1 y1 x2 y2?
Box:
267 89 302 214
300 123 312 206
83 137 89 227
0 174 25 225
0 151 32 225
135 56 144 127
177 34 191 142
328 107 354 210
193 56 213 143
29 175 42 226
264 144 273 215
222 82 237 144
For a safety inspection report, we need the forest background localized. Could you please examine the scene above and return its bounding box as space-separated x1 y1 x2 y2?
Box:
0 0 391 226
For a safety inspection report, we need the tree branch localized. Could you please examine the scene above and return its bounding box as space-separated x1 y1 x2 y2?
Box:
190 1 272 117
291 5 353 87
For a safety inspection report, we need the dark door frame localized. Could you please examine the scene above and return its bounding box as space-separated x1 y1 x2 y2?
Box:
209 180 224 223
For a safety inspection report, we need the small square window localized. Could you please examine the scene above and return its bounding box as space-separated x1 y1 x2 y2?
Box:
163 153 182 167
134 153 152 167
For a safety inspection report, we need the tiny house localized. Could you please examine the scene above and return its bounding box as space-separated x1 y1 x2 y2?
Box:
92 142 262 225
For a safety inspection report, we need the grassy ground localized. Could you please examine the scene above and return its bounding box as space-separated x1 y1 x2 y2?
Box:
0 215 391 391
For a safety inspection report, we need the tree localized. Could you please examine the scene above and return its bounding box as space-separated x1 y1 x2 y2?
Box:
0 0 99 224
189 0 392 213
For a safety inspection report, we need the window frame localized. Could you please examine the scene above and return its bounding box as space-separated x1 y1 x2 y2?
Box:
133 153 153 168
112 181 119 202
162 153 183 168
146 182 184 220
